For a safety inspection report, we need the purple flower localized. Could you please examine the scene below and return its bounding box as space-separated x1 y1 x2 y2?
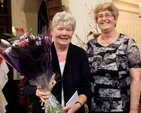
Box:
36 40 41 46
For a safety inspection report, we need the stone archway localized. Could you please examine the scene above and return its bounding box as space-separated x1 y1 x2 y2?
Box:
12 0 62 33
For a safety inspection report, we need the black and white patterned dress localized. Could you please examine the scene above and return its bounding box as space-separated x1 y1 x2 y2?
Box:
86 33 141 112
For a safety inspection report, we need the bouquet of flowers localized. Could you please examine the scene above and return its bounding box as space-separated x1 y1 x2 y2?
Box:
0 26 63 113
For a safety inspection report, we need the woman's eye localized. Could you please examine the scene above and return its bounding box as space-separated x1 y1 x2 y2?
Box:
58 28 63 31
66 29 72 32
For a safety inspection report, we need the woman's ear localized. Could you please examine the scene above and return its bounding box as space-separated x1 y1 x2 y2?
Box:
114 17 118 27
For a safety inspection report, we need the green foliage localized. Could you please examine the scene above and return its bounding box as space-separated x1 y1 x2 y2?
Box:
3 26 35 43
3 33 16 38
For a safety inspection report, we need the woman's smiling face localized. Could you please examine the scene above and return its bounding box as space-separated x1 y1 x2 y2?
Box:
97 10 117 33
52 22 73 48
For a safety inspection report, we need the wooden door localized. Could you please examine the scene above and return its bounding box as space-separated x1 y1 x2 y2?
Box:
45 0 63 23
0 24 7 40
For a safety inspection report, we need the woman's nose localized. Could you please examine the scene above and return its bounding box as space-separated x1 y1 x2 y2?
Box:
62 30 67 34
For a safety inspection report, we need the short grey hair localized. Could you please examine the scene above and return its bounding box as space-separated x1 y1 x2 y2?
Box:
51 11 76 32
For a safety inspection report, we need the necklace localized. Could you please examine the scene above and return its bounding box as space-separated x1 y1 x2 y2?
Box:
100 32 117 44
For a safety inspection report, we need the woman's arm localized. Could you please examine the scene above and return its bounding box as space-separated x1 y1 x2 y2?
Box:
23 78 49 103
130 68 141 112
23 78 37 96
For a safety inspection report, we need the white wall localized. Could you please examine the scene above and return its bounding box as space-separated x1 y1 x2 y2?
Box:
11 0 41 33
11 0 141 50
113 0 141 51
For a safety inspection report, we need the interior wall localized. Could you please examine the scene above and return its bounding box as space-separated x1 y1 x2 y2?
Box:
11 0 141 51
113 0 141 51
11 0 42 33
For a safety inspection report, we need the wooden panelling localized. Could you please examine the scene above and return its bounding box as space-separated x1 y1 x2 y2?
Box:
45 0 63 22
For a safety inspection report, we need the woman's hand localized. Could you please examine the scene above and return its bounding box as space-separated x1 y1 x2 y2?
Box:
129 109 138 113
63 103 81 113
36 86 49 104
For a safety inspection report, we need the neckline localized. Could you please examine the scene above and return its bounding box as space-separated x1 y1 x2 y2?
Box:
96 33 120 47
100 32 117 45
59 61 66 64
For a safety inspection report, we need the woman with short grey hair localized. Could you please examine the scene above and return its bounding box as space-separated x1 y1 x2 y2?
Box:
24 11 91 113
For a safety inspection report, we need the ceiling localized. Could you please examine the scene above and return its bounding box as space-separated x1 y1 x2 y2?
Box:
117 0 141 5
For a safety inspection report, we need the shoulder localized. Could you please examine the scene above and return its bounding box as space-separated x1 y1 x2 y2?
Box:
69 43 87 55
70 43 84 50
119 33 135 42
119 33 140 52
87 37 97 43
69 43 89 63
86 37 98 46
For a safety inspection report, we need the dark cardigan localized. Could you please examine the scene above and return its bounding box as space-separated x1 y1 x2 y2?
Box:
23 42 91 113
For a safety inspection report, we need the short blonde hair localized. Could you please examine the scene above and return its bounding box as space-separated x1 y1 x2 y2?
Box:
94 2 119 22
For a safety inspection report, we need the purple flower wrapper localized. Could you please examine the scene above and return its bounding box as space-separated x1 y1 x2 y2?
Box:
0 28 63 113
